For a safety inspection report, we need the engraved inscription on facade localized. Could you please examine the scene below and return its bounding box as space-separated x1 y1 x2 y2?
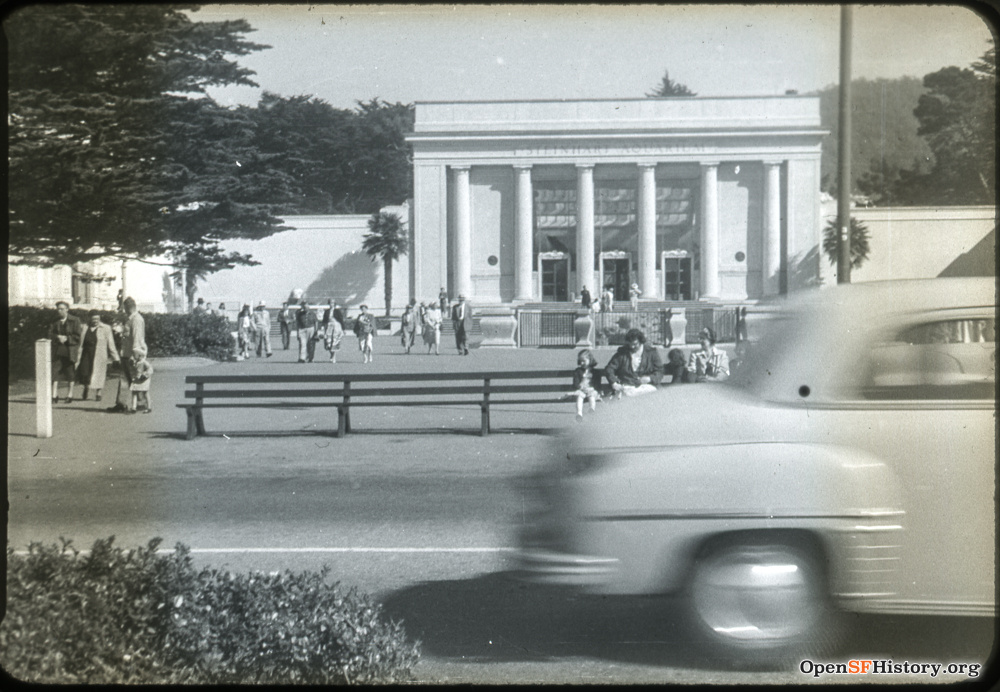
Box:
516 145 711 157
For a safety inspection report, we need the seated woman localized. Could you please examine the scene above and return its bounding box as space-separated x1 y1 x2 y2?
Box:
686 327 730 382
604 328 663 397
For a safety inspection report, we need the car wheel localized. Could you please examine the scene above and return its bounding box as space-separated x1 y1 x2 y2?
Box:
688 537 835 663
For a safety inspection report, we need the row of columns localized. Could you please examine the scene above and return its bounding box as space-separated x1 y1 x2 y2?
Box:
452 161 785 302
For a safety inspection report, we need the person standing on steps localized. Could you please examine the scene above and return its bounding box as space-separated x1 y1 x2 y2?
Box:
451 294 472 355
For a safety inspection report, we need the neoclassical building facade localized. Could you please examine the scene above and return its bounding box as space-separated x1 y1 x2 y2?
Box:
407 96 825 305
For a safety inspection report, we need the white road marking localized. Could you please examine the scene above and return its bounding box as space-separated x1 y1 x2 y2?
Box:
14 547 517 556
181 547 517 554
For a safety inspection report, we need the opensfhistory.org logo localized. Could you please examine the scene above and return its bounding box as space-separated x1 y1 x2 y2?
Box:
799 659 981 679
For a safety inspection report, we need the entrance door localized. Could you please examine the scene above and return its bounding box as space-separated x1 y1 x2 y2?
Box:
541 257 569 302
663 257 693 300
602 259 630 303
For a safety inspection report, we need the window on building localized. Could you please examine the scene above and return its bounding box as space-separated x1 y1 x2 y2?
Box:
595 181 637 264
534 182 577 268
655 181 698 268
71 268 93 305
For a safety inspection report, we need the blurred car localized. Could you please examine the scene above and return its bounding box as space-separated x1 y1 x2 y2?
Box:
514 277 995 659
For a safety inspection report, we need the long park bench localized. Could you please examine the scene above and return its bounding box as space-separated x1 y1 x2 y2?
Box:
178 370 610 440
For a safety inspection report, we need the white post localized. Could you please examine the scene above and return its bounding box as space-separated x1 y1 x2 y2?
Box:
35 339 53 438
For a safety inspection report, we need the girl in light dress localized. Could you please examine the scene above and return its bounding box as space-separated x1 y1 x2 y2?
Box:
570 349 601 421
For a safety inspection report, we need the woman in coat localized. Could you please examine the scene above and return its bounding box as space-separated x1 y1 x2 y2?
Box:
76 310 120 401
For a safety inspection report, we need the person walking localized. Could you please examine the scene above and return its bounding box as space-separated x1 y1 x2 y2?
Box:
236 304 253 359
295 300 318 363
601 285 614 312
580 286 592 309
48 300 83 403
277 302 292 350
252 301 273 358
629 283 641 311
108 296 146 413
321 298 345 363
353 304 377 364
451 294 472 355
438 287 450 316
423 301 442 354
76 310 120 402
128 346 154 414
400 304 417 354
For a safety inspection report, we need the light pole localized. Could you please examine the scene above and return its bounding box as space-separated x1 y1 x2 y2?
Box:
837 4 853 283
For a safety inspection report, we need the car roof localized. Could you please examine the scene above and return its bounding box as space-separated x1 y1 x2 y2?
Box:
744 278 996 402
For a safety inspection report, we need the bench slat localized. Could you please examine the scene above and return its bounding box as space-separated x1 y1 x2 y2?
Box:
184 389 345 398
178 402 343 408
185 369 583 384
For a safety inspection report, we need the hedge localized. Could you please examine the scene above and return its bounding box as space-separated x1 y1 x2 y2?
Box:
8 306 235 381
0 537 421 684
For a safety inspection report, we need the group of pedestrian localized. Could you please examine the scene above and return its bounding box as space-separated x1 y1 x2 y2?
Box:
391 292 470 356
287 298 346 364
570 326 730 421
191 297 226 317
48 297 154 414
235 301 274 359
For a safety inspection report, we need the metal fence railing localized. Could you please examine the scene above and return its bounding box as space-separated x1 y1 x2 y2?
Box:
514 306 751 347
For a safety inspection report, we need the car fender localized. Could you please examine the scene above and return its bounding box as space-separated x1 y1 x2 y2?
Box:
570 442 904 596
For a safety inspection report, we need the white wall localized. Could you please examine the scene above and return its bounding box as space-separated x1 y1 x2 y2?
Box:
195 209 411 314
819 204 995 285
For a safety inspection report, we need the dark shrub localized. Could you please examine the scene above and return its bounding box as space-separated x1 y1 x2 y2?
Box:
1 537 420 684
7 307 234 381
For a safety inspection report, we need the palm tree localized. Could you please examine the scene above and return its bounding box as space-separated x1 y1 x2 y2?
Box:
822 217 871 270
362 211 408 316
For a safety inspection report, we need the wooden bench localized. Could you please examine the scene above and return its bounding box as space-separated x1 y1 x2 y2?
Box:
178 369 611 440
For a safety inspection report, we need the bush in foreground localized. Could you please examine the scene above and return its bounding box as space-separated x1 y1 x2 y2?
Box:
1 537 420 684
7 307 235 381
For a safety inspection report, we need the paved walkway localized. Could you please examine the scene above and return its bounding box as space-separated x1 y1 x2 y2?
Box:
8 338 723 472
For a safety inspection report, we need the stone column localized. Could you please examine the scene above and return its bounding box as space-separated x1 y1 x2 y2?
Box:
514 165 534 301
763 160 783 296
638 163 658 299
699 162 720 299
453 165 473 299
576 164 595 296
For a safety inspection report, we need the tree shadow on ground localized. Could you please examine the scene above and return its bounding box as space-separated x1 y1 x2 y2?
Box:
380 571 715 670
381 572 996 672
305 251 378 306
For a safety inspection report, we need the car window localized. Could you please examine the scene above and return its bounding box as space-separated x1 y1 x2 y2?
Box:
861 317 996 400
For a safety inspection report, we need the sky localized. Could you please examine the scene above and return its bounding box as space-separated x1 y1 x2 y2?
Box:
195 3 996 110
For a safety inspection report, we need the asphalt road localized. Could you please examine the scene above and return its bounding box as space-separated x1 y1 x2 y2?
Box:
7 346 995 684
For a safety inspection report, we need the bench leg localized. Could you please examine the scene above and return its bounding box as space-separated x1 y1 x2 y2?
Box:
195 408 206 436
480 403 490 437
185 409 198 440
337 406 347 437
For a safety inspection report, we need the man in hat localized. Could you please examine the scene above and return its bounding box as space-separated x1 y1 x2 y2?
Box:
295 300 318 363
686 326 730 382
451 294 472 355
108 296 146 412
48 300 83 404
252 301 273 358
192 297 207 314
